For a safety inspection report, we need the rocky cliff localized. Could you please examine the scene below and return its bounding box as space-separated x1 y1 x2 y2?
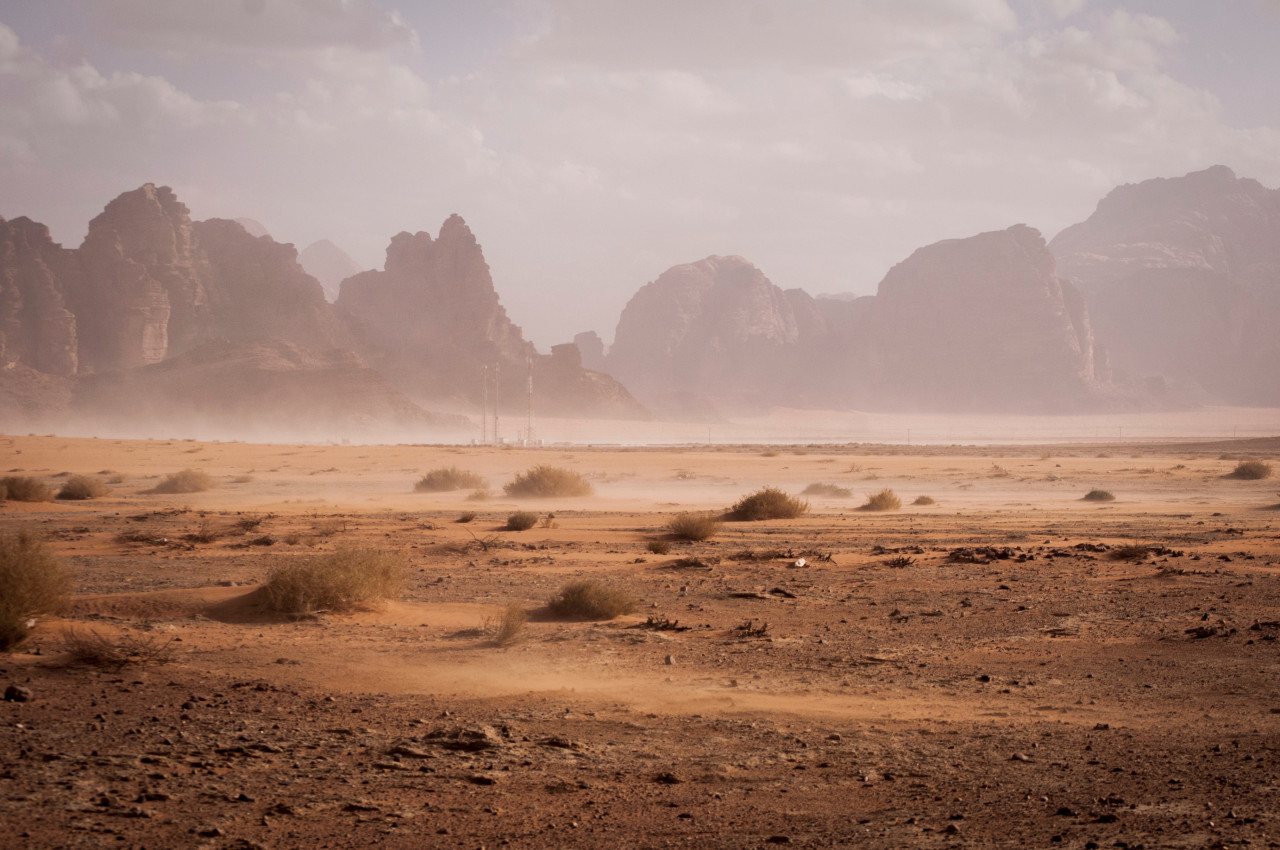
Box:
299 239 363 302
338 216 645 419
0 216 79 377
862 224 1104 411
1050 165 1280 404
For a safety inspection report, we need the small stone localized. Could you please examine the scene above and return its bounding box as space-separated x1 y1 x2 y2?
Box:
664 654 676 666
765 837 792 845
4 685 32 702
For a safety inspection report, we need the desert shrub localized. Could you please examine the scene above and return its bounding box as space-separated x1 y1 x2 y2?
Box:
484 603 528 646
912 495 936 505
668 512 722 541
647 540 672 555
414 466 488 492
1108 545 1151 561
56 475 110 501
728 487 809 521
1083 489 1115 502
1 476 54 502
802 482 853 498
1228 460 1272 480
858 489 901 512
60 627 177 668
456 511 478 524
262 547 406 615
505 511 538 531
504 465 593 498
149 469 215 494
547 580 637 620
0 530 73 651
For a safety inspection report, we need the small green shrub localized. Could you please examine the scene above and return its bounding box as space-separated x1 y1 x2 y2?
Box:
858 489 901 512
1083 489 1115 502
262 547 406 615
414 466 488 492
56 475 110 501
1228 460 1272 480
149 469 215 494
1 530 73 651
802 482 852 498
646 540 672 555
728 487 809 521
668 512 722 541
0 476 54 502
912 495 936 505
505 511 538 531
504 466 593 498
547 581 636 620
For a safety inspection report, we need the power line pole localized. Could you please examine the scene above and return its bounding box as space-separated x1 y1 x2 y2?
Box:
481 365 489 444
526 357 535 445
493 363 500 444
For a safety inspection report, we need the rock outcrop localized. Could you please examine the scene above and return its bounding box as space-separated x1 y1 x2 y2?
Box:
299 239 363 302
338 216 645 419
1050 165 1280 404
0 216 79 376
862 224 1103 412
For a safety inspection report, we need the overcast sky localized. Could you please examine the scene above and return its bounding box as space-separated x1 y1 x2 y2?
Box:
2 0 1279 348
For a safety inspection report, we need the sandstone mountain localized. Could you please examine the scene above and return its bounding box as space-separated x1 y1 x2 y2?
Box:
862 224 1105 412
0 215 79 377
299 239 363 302
606 228 1107 415
1050 165 1280 404
337 216 646 420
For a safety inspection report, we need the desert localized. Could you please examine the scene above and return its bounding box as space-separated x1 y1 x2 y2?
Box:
3 431 1279 848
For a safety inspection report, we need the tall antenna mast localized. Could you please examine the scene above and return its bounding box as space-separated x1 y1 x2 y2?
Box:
526 357 534 445
493 363 500 444
481 365 489 444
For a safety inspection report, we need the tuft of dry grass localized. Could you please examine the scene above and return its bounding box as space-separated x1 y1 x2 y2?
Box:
415 466 488 492
647 540 672 555
1083 489 1116 502
912 495 936 505
858 489 902 512
262 547 407 615
56 475 111 501
1 476 54 502
465 488 492 502
60 627 178 669
546 581 637 620
484 603 528 646
1 530 73 651
456 511 478 523
149 469 215 494
505 511 538 531
728 487 809 521
504 466 593 498
668 512 722 541
802 482 853 498
1108 545 1151 561
1227 460 1272 480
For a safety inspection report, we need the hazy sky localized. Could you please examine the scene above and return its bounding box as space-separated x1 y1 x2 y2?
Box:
2 1 1279 348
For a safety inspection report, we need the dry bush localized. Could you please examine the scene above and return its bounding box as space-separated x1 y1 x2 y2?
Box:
504 465 593 498
56 475 110 501
547 581 637 620
262 547 407 615
1228 460 1272 480
802 482 853 498
149 469 215 494
466 488 492 502
60 627 177 669
1108 545 1151 561
484 603 528 646
1 476 54 502
912 495 936 505
0 530 73 651
728 487 809 521
1083 489 1116 502
858 489 902 512
456 511 478 524
668 512 722 541
505 511 538 531
647 540 672 555
415 466 488 492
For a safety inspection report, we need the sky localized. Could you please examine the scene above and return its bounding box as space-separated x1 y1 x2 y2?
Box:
2 1 1279 349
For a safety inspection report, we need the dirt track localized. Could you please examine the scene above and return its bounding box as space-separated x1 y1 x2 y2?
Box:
3 434 1279 848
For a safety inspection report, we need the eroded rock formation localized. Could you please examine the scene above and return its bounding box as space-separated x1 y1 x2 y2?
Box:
1050 165 1280 404
0 216 78 376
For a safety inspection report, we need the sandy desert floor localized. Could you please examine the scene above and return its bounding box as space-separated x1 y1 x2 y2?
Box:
3 433 1280 848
